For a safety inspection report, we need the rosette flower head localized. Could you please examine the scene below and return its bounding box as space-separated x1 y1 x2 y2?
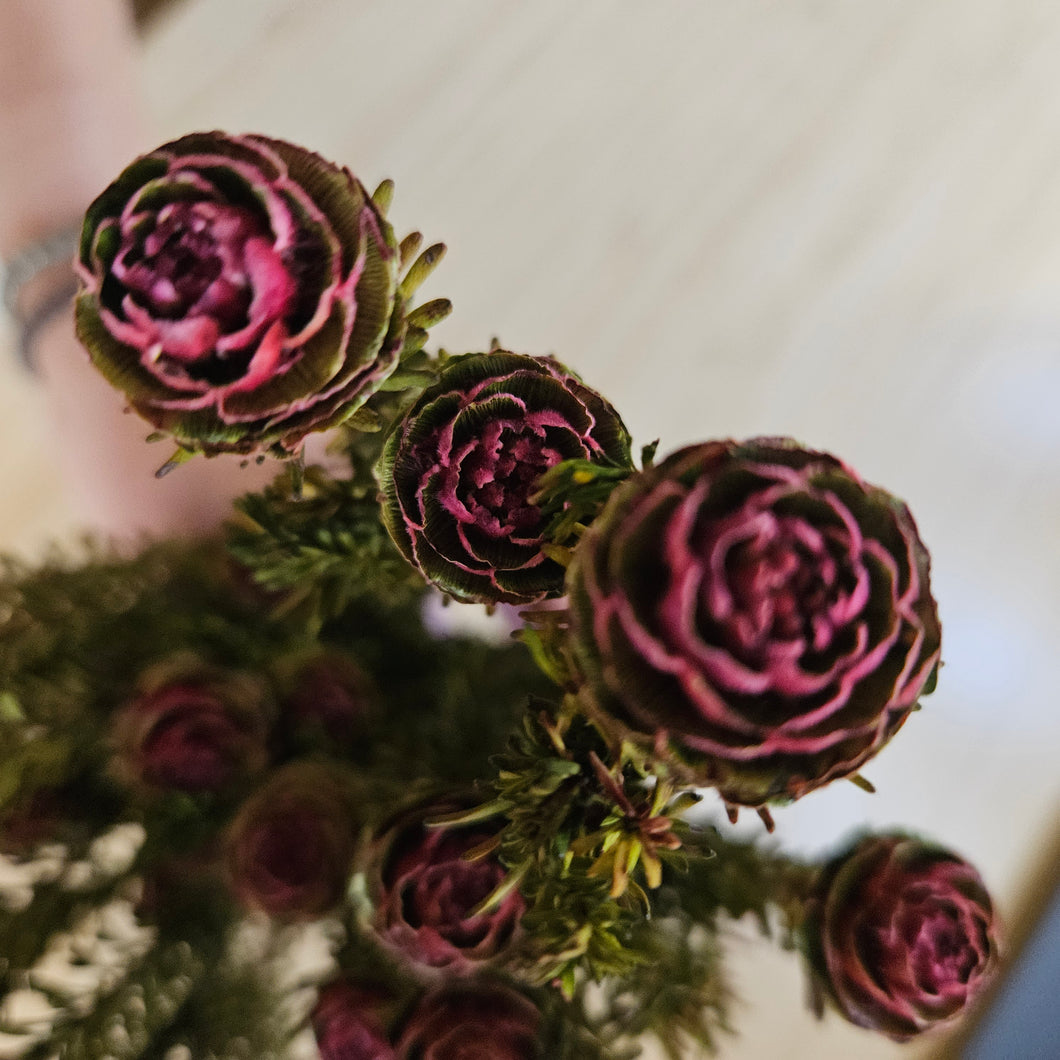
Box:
312 980 396 1060
76 132 410 456
803 833 1000 1040
396 981 543 1060
369 798 524 973
226 762 358 919
112 656 270 795
568 439 941 808
378 351 632 603
281 648 376 752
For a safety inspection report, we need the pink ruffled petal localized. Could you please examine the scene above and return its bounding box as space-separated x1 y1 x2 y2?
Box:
226 321 288 393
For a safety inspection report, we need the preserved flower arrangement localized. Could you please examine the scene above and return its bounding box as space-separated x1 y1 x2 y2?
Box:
0 133 1000 1059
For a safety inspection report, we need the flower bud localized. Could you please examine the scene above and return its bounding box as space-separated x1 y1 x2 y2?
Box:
802 833 1000 1040
226 762 358 920
378 351 632 604
281 649 375 751
76 132 404 456
370 798 524 973
395 981 542 1060
112 658 270 795
567 439 941 807
312 980 395 1060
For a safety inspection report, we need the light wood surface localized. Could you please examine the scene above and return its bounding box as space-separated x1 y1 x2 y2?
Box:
4 2 1059 1055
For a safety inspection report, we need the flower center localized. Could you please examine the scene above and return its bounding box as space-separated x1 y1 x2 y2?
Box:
120 201 262 328
404 858 503 942
705 513 846 662
909 906 980 993
730 539 827 638
457 425 561 535
143 707 242 792
253 808 328 889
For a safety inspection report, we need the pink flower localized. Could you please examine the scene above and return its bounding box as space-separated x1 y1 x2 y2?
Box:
803 833 1000 1040
76 132 403 456
113 660 269 794
371 800 524 973
567 439 941 808
378 351 632 604
282 650 375 750
312 981 395 1060
226 763 357 920
395 981 542 1060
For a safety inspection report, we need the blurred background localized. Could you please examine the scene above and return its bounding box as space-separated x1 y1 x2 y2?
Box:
2 2 1059 1056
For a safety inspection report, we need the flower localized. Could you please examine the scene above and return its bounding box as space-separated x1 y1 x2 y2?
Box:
378 351 632 604
75 132 403 456
395 981 542 1060
312 980 396 1060
567 439 941 808
226 762 358 919
281 649 376 751
802 833 1000 1040
370 799 524 973
113 659 270 794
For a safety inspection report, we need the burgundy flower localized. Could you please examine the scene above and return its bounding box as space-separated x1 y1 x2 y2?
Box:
803 833 1000 1040
113 659 269 794
75 132 404 456
395 981 542 1060
226 763 357 920
282 649 375 750
377 351 632 604
371 800 524 973
312 980 396 1060
567 439 941 808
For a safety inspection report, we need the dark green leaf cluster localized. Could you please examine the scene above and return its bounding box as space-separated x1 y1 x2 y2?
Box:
517 866 646 989
532 458 634 551
228 464 421 632
225 349 450 633
665 827 788 935
594 918 732 1060
483 708 686 989
314 597 553 804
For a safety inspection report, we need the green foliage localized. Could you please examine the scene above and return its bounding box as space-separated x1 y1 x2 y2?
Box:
514 825 791 1058
226 349 446 634
531 458 634 552
228 464 421 633
517 867 645 988
313 597 553 807
0 543 293 720
536 914 732 1060
149 935 298 1060
595 918 732 1060
0 734 80 819
539 987 642 1060
479 707 702 990
666 827 786 934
